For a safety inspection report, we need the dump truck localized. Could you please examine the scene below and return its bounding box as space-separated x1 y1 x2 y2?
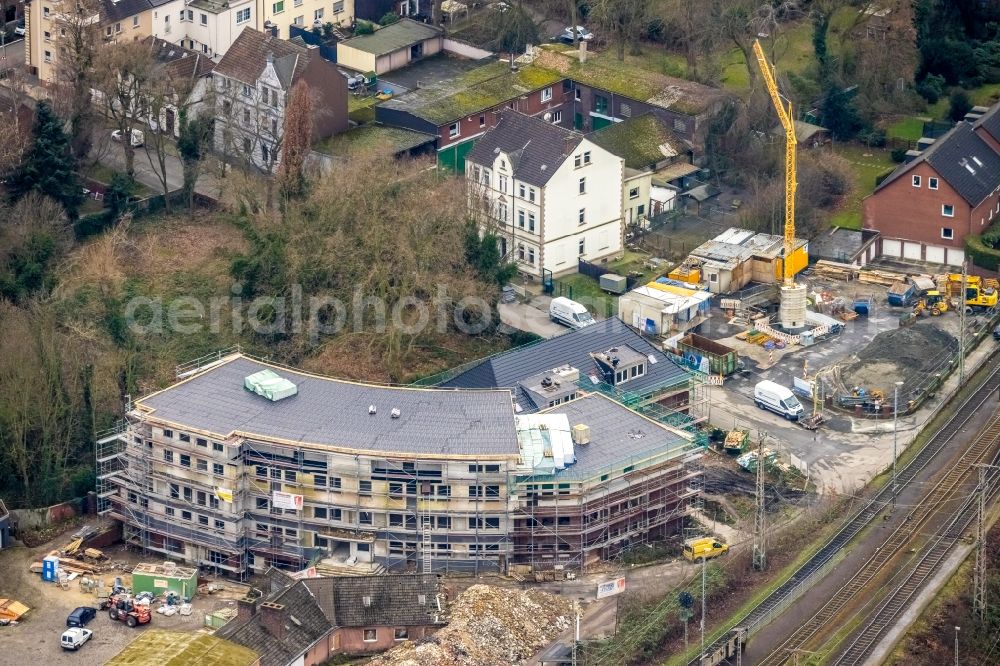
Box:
683 538 729 562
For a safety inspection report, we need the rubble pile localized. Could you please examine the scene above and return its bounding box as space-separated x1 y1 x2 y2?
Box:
369 584 573 666
841 323 957 393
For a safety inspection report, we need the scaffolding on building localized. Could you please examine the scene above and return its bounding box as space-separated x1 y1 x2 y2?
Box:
508 440 703 573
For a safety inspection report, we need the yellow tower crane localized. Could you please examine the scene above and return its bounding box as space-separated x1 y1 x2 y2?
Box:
753 39 797 287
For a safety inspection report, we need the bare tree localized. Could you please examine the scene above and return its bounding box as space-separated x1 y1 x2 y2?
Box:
589 0 648 61
0 99 29 179
278 80 313 200
92 40 156 178
52 0 101 159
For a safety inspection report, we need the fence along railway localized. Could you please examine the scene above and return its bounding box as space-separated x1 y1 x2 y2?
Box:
690 351 1000 666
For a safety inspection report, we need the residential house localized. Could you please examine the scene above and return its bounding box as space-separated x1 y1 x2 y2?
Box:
173 0 257 60
376 46 731 173
257 0 353 40
106 629 260 666
530 47 731 153
143 37 216 137
464 111 623 278
377 60 568 172
336 18 441 75
863 119 1000 266
212 27 347 172
439 316 692 414
217 573 444 665
587 113 694 227
24 0 170 84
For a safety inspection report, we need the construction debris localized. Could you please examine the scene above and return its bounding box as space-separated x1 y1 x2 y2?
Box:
0 599 29 623
367 585 573 666
840 324 958 396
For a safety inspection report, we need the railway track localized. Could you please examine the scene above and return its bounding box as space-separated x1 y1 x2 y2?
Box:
688 353 1000 666
832 460 1000 665
756 409 1000 665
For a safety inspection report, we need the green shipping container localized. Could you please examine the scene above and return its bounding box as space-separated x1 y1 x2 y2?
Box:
131 563 198 601
678 333 739 376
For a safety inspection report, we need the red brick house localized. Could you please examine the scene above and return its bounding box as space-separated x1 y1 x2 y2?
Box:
863 120 1000 266
218 571 444 666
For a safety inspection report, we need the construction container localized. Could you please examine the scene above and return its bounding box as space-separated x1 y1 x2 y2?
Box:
131 563 198 601
42 555 60 582
668 264 701 285
600 273 628 294
887 281 915 307
677 333 740 376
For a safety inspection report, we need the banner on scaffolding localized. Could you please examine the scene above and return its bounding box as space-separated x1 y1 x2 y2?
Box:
272 491 304 511
214 487 234 503
596 577 626 599
289 566 318 580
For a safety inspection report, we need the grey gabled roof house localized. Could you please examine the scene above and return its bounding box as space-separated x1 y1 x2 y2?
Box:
465 111 584 188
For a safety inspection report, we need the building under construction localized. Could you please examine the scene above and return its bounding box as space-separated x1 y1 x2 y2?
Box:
96 351 701 578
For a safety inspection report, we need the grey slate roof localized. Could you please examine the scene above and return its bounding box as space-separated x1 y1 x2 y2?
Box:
875 121 1000 205
216 581 331 666
440 317 689 411
214 28 310 88
101 0 153 23
974 103 1000 144
303 574 440 627
340 18 442 56
538 393 695 479
465 111 583 187
137 355 518 456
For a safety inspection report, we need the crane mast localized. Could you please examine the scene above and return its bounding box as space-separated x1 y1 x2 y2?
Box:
753 40 797 288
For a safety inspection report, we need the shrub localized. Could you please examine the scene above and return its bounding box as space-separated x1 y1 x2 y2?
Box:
916 74 946 104
322 22 334 38
948 89 972 121
379 12 399 26
891 147 908 163
858 127 887 148
354 19 375 35
965 234 1000 271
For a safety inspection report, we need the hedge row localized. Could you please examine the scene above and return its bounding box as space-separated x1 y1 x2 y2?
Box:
965 234 1000 271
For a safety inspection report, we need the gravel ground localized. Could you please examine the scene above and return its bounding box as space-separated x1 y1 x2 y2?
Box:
0 522 246 665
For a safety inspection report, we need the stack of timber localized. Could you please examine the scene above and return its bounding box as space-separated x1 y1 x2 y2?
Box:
29 550 103 575
812 260 858 281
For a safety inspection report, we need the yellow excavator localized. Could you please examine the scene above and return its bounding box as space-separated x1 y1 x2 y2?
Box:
943 274 999 312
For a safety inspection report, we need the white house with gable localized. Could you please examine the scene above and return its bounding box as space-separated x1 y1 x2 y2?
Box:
465 111 624 279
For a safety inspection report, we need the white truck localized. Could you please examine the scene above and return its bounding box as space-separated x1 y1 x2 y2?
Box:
549 297 596 330
754 380 804 421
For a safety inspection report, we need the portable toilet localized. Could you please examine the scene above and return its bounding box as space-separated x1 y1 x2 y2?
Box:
42 555 60 582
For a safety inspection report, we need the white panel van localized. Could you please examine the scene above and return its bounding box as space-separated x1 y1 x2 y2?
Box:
754 380 804 421
549 297 596 330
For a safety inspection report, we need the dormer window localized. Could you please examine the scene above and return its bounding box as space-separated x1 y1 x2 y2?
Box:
500 159 506 170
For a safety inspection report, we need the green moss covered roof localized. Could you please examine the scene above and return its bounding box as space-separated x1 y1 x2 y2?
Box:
381 60 564 125
536 46 729 116
105 629 259 666
315 124 436 156
588 114 684 169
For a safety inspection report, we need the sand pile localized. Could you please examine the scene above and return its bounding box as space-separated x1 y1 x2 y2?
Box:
840 323 957 394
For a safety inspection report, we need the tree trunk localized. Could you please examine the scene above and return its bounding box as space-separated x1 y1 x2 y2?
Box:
568 0 578 46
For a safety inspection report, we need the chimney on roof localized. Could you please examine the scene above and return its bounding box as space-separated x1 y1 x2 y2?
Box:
564 134 575 155
237 596 257 623
266 51 275 65
260 601 286 639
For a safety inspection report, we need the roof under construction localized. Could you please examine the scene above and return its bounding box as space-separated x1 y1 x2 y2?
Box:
136 355 518 457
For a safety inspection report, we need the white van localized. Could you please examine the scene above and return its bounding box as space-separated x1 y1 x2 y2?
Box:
549 297 596 330
754 380 804 421
61 627 93 651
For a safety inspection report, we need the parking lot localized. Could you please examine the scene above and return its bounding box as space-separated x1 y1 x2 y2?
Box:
0 520 247 665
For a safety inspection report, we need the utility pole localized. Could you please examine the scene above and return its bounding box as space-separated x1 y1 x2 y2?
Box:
959 264 967 385
972 464 998 622
700 555 707 663
892 380 903 510
571 598 579 666
753 432 767 571
954 625 960 666
735 627 746 666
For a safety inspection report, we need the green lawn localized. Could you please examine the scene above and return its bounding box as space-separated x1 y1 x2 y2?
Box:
829 144 896 230
886 116 926 141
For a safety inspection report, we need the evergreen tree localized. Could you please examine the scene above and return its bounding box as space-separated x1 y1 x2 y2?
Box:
11 101 84 218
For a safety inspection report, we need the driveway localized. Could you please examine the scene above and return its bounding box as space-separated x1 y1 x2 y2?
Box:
92 130 222 201
499 295 570 339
